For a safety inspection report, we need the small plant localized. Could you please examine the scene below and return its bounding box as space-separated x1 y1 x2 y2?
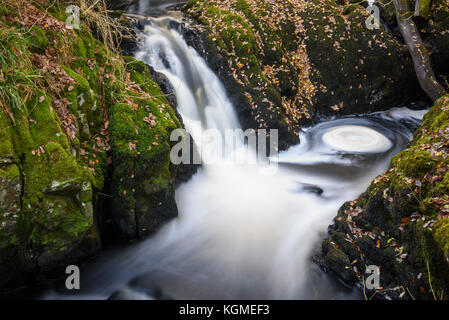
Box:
0 28 41 124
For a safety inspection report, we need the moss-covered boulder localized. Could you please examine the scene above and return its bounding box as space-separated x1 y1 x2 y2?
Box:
0 89 100 289
109 57 181 239
0 0 181 290
184 0 422 149
322 95 449 299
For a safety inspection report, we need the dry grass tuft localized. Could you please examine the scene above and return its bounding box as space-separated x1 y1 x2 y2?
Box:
63 0 132 53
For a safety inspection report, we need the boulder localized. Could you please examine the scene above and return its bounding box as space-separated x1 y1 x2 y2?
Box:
0 93 100 290
109 57 182 239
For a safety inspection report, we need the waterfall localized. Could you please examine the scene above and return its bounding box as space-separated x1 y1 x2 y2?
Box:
135 20 245 162
129 1 187 17
42 15 423 300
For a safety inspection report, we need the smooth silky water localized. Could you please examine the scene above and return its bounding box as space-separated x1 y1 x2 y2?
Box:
41 12 427 300
127 0 186 16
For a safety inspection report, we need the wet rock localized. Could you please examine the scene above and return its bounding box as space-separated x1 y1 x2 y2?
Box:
110 57 182 240
144 59 201 187
0 94 100 291
296 182 324 195
323 95 449 299
323 248 357 286
108 287 150 300
128 274 174 300
147 65 178 108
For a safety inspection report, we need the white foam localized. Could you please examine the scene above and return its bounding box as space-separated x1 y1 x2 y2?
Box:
322 125 392 153
387 107 428 121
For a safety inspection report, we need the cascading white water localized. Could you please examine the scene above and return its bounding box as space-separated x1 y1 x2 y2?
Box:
135 20 246 163
42 16 425 300
128 0 187 17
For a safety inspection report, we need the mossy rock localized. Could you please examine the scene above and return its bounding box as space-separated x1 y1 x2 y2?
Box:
109 58 182 238
395 150 436 178
435 218 449 264
323 95 449 299
0 1 123 290
324 247 357 285
0 88 101 289
0 164 21 248
26 25 48 54
0 113 15 160
302 0 421 116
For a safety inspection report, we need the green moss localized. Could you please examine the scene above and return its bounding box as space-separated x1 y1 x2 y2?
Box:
64 66 104 136
74 34 87 59
435 219 449 263
22 142 80 199
123 56 175 99
25 194 92 260
0 163 19 180
108 60 182 237
0 0 185 287
0 113 14 159
62 66 91 92
433 173 449 197
72 28 108 64
325 95 449 298
26 25 48 53
109 99 178 179
426 102 449 131
395 150 436 179
29 92 69 148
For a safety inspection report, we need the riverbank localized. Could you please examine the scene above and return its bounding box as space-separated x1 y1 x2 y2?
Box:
0 0 182 291
320 94 449 300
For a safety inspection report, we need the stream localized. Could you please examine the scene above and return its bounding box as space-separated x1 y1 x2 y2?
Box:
41 1 427 300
